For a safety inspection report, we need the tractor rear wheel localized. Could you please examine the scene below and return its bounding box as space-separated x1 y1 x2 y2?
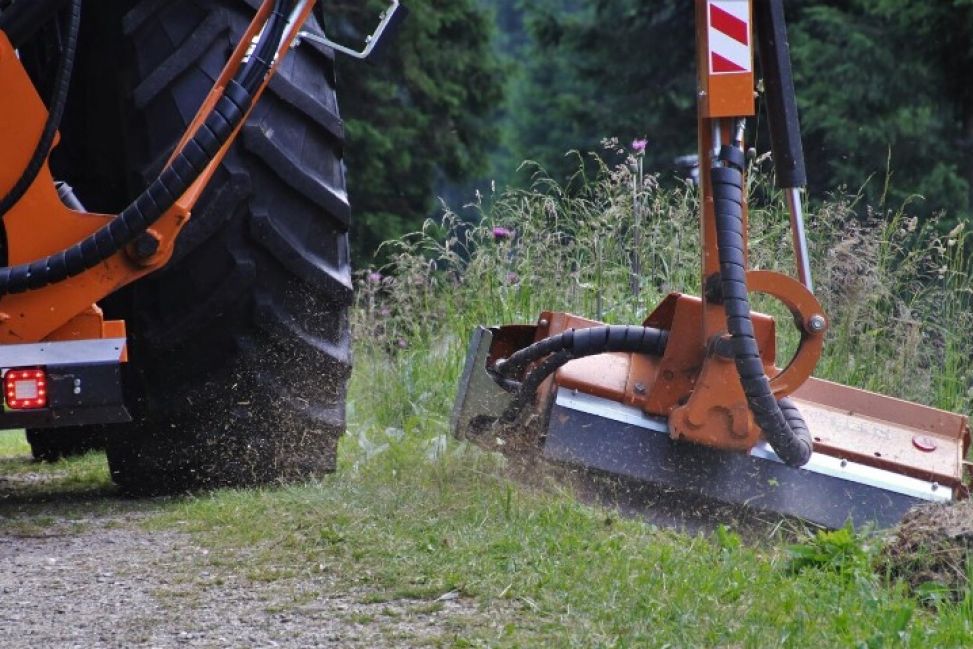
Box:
102 0 352 493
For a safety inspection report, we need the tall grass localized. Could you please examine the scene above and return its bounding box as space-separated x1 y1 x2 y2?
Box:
351 146 973 454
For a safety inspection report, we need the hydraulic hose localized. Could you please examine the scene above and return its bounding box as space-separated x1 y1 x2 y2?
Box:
496 325 670 424
711 138 813 467
242 0 291 93
0 0 82 220
0 0 294 296
497 325 669 380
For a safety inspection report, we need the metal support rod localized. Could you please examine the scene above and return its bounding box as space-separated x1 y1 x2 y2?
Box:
785 187 813 291
295 0 407 61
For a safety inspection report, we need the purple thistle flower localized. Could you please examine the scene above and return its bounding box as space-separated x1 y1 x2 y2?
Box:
367 271 383 284
631 138 648 154
492 226 514 241
505 272 520 285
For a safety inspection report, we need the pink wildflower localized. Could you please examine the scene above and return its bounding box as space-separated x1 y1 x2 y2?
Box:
492 227 514 241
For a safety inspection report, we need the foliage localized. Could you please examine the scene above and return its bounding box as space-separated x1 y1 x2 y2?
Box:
359 147 973 414
507 0 696 183
331 0 505 263
340 151 973 643
330 0 971 261
786 524 874 576
788 0 973 220
491 0 972 228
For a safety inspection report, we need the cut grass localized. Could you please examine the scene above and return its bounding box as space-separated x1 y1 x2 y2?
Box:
0 429 134 528
0 429 112 494
149 439 973 647
0 429 28 456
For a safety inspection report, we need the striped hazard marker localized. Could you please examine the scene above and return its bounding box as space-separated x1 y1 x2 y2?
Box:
708 0 752 75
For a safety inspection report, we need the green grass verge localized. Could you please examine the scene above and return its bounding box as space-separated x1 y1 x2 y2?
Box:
150 437 973 647
0 429 111 491
0 429 28 456
0 429 121 529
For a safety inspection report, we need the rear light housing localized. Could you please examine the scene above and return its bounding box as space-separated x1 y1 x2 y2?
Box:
4 368 48 410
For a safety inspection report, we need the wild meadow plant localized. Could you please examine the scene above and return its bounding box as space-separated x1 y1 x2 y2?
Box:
351 145 973 446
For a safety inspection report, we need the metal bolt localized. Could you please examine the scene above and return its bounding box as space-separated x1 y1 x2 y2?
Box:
807 314 827 333
538 319 550 328
634 382 647 395
73 387 82 395
133 232 161 259
840 459 848 468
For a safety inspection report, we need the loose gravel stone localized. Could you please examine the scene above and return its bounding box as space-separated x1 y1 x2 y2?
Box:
0 514 478 648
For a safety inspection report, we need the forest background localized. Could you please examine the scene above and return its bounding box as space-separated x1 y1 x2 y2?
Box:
332 0 973 262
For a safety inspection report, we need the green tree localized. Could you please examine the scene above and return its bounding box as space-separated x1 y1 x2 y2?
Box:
332 0 504 262
496 0 972 223
788 0 971 218
509 0 697 181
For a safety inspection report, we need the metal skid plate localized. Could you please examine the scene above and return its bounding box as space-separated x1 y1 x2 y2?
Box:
450 327 514 441
545 388 950 529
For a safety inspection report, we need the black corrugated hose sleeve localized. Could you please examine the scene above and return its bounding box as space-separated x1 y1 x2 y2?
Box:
500 350 575 424
498 325 670 379
0 0 293 296
496 325 670 424
242 0 290 93
0 0 82 220
712 145 813 467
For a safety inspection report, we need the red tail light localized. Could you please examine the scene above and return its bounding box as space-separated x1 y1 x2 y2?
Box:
4 369 48 410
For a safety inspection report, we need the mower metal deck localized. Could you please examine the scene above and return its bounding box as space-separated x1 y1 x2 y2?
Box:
546 388 950 530
452 327 968 530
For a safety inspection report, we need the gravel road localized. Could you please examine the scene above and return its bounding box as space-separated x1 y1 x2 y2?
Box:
0 476 479 648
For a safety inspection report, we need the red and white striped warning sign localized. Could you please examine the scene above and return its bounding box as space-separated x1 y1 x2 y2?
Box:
708 0 752 75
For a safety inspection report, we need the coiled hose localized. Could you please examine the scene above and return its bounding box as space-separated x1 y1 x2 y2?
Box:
0 0 294 296
712 140 813 467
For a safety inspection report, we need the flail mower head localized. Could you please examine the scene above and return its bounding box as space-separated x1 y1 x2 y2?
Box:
451 0 971 530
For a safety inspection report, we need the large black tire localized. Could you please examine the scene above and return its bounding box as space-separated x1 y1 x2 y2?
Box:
100 0 353 493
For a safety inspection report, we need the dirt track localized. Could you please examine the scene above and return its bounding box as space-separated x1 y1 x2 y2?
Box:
0 471 475 648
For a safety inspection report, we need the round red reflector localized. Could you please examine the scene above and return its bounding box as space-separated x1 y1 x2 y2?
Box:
912 435 937 452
